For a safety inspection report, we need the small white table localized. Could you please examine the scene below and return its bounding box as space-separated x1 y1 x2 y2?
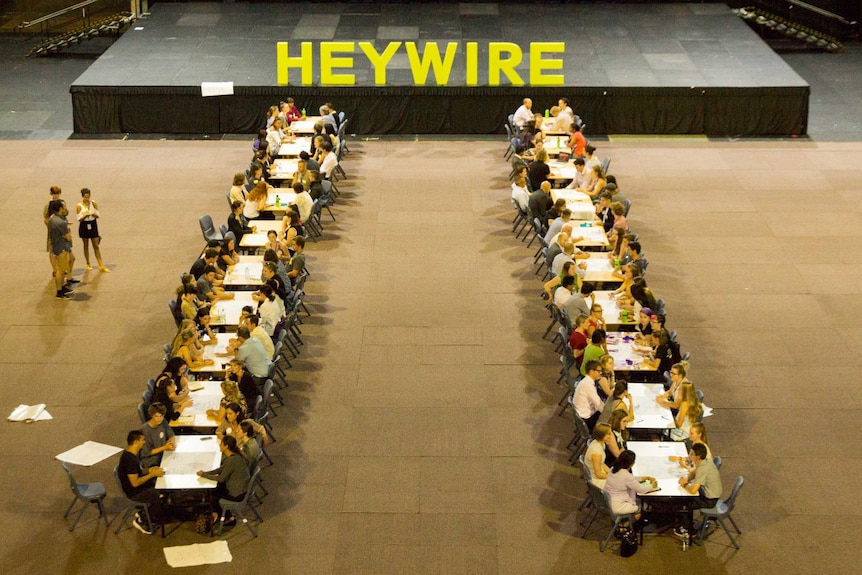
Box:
605 332 657 373
171 381 224 428
628 441 695 498
592 291 638 328
277 136 312 157
289 116 323 135
269 159 299 182
627 383 676 430
210 292 256 327
155 435 221 490
224 256 263 288
188 333 235 375
583 253 620 285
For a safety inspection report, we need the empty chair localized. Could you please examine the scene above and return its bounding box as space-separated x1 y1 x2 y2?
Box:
112 466 154 534
61 462 108 531
199 215 223 243
137 402 148 424
601 157 611 174
503 123 516 159
695 389 704 402
168 299 180 328
215 469 263 537
219 224 228 237
697 476 744 548
713 455 722 470
338 118 350 154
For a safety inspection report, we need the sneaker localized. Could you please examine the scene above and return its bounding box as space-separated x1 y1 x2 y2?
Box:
67 278 82 284
61 285 75 294
132 516 152 535
56 291 72 300
99 266 111 273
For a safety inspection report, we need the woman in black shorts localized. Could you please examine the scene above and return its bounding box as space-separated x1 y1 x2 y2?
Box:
76 188 109 272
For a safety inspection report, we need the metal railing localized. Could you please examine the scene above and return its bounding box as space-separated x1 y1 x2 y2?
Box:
19 0 104 30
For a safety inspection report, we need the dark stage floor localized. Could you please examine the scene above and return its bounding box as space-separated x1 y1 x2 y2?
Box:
68 2 810 135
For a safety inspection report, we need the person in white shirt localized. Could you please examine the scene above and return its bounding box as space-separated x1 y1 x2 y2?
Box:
553 275 576 309
266 117 289 155
574 360 605 431
511 172 530 211
246 314 275 359
544 208 572 244
513 98 533 129
318 140 338 179
584 145 601 171
289 182 314 223
565 158 589 190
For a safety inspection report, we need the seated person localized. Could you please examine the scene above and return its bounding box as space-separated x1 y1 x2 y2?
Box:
190 248 222 280
286 236 306 286
219 236 240 268
292 158 312 191
194 307 218 345
197 435 251 527
229 173 247 204
152 358 192 421
197 265 234 304
574 360 605 431
226 358 261 410
171 327 214 370
206 379 248 425
227 200 256 245
290 182 314 223
580 330 607 376
596 193 615 234
118 430 165 534
139 402 176 468
263 248 293 297
511 170 530 211
308 170 324 200
243 182 270 221
675 443 722 538
280 209 304 253
584 422 612 487
247 313 275 359
603 450 657 525
318 141 338 180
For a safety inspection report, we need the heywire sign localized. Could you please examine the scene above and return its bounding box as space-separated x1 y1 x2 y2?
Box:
277 41 566 86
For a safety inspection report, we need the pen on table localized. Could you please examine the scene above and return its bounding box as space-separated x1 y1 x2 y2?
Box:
633 420 644 425
657 445 670 448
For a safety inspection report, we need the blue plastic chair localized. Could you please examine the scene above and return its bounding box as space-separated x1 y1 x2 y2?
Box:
62 462 108 531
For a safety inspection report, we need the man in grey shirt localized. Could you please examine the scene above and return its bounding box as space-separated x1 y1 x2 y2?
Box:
140 403 176 467
48 199 75 299
675 443 723 538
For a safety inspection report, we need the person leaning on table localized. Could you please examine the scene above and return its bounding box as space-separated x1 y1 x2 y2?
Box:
140 402 176 468
674 443 723 539
197 435 250 528
119 430 165 534
603 449 657 525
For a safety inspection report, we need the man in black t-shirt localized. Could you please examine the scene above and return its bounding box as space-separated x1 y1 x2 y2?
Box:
118 430 165 534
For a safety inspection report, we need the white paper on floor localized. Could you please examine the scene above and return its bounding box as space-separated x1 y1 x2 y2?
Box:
8 404 52 422
164 541 232 568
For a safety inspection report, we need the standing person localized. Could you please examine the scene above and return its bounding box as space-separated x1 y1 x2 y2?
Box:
76 188 109 272
43 186 65 278
48 200 75 300
118 430 165 534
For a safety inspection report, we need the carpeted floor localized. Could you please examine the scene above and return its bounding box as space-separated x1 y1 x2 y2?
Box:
0 134 860 573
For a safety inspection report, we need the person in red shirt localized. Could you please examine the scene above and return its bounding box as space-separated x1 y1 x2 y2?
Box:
569 314 590 371
569 124 586 157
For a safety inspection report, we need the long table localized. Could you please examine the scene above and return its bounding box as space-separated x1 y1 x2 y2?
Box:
606 331 657 373
210 291 256 328
571 222 609 249
171 380 224 428
155 435 221 490
628 441 696 498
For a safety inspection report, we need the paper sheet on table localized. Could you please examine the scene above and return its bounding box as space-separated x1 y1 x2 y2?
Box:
8 404 51 422
56 441 123 466
164 540 232 568
702 404 714 418
201 82 233 97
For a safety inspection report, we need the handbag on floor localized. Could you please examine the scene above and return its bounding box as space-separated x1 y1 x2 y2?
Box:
620 528 638 557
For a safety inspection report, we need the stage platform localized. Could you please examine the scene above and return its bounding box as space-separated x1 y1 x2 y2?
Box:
70 2 809 136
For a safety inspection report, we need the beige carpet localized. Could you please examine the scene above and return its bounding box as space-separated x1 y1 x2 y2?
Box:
0 137 860 573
